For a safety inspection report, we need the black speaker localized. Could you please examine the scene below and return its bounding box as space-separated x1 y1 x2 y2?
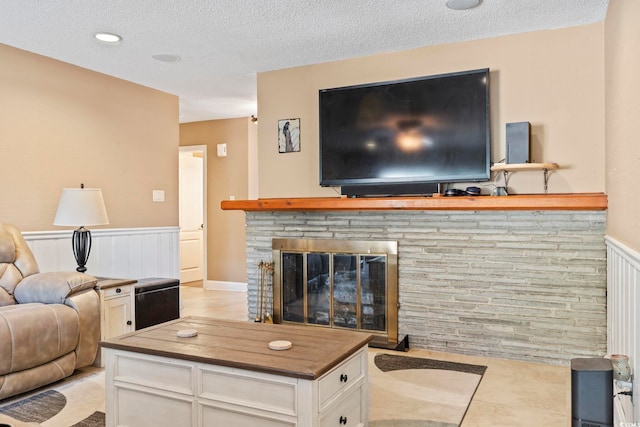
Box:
571 358 613 427
340 182 439 197
506 122 530 164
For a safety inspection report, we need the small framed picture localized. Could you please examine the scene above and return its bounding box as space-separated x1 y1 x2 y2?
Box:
278 118 300 153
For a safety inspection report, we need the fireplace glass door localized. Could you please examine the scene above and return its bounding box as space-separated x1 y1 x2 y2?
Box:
307 253 329 325
274 239 398 345
333 254 358 329
281 250 387 333
282 253 304 322
362 256 386 332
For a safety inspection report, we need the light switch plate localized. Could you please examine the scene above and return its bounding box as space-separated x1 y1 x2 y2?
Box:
217 143 227 157
152 190 165 202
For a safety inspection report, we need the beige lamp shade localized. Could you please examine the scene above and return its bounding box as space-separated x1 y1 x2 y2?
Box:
53 188 109 226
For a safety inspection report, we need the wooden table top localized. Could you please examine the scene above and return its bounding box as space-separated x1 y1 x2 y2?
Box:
100 317 373 380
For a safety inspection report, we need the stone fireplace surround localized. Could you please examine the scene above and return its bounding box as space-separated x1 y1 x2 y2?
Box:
226 194 607 366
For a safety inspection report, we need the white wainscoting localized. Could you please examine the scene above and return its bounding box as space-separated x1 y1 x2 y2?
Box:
606 235 639 423
22 227 180 280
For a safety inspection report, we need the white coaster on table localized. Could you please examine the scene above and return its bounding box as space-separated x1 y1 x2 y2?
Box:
177 329 198 338
268 340 292 351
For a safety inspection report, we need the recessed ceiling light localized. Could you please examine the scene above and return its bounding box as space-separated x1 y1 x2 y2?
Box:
446 0 482 10
94 32 122 43
152 53 181 63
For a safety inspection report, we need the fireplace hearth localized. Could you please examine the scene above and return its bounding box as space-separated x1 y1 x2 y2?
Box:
272 238 407 350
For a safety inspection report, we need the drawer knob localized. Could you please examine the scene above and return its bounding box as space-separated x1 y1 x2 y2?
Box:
127 321 132 326
116 288 122 293
339 416 348 425
340 373 348 383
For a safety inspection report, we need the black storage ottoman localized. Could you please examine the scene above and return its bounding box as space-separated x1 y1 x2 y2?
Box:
134 278 180 330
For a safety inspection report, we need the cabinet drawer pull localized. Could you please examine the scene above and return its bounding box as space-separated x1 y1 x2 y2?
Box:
339 416 348 425
340 373 348 383
116 288 122 293
127 320 132 326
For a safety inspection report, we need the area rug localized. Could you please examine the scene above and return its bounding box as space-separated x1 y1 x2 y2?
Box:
0 370 105 427
369 352 486 427
0 352 485 427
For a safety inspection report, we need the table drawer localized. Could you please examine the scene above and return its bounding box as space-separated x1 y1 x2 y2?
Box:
320 384 363 427
103 285 131 299
115 386 194 427
114 353 193 394
319 349 365 407
199 367 298 416
200 402 296 427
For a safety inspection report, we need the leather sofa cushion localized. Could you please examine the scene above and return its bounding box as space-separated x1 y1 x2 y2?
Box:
0 263 27 303
0 303 79 375
0 225 15 264
0 352 76 401
0 288 14 307
0 223 40 297
14 271 97 305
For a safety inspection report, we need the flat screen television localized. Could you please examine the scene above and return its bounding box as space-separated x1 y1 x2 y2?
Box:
319 68 490 197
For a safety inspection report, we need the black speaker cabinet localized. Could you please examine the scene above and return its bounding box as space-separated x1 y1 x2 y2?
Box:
506 121 531 164
571 358 613 427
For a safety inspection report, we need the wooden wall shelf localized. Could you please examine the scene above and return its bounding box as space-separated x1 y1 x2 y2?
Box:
221 193 607 212
490 163 560 193
490 162 559 172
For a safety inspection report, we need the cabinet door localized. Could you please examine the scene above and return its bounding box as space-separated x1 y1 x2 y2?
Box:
319 385 363 427
103 296 133 339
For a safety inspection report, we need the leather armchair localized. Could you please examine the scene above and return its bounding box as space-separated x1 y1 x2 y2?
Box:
0 223 100 400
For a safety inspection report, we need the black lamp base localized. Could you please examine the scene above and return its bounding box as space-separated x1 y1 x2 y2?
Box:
72 227 92 273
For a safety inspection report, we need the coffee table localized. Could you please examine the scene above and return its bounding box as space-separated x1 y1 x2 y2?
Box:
101 316 373 427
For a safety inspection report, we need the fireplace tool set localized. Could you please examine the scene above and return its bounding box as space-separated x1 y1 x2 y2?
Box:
255 261 274 323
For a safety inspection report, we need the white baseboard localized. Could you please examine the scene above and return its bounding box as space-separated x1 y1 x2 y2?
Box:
204 280 247 292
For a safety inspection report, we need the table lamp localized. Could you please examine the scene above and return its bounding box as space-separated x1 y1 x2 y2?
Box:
53 184 109 272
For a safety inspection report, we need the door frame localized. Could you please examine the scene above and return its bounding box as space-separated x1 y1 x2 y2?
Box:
179 145 207 284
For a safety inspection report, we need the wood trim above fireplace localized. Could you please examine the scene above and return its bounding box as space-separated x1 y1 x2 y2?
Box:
222 192 607 212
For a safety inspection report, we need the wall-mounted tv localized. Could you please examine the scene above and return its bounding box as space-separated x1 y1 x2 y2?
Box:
319 68 490 197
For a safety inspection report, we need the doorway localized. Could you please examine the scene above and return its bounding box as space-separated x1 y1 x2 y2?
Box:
179 146 206 284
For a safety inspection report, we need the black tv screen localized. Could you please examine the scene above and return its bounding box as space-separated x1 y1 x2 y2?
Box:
319 68 490 195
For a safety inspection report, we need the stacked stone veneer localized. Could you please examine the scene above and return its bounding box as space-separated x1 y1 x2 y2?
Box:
245 210 606 365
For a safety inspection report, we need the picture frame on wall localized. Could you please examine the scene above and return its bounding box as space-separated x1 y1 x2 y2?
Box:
278 118 300 153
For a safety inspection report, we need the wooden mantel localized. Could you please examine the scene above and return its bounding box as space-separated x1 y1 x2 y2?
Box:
221 193 607 212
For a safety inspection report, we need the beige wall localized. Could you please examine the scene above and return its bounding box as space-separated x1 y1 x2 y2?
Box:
180 118 249 283
0 44 179 231
605 0 640 252
257 24 605 198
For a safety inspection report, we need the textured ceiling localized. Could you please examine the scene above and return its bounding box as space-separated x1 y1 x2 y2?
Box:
0 0 609 123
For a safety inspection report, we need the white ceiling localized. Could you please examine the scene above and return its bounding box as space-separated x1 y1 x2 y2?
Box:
0 0 609 123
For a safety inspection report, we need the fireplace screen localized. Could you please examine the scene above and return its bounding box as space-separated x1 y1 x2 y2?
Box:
273 239 398 346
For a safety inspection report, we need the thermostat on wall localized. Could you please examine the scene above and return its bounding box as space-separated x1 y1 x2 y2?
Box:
217 143 227 157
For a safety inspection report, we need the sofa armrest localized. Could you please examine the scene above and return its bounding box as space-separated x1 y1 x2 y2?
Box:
14 272 97 305
65 288 101 367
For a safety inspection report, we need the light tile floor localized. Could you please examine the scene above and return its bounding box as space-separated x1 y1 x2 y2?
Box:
180 284 571 427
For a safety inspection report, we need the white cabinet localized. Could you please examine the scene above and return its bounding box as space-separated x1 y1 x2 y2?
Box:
104 346 369 427
98 280 135 339
102 290 133 338
95 279 136 367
